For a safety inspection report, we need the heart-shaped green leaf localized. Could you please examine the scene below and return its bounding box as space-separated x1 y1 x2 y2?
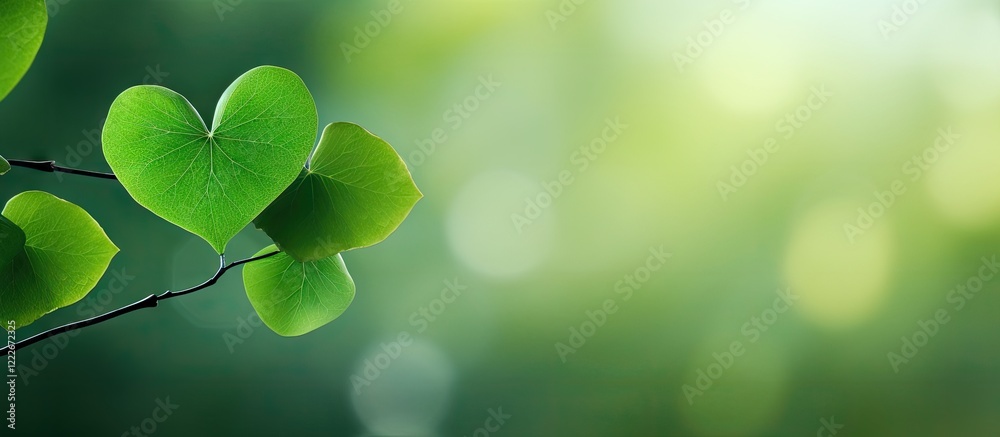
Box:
254 122 422 262
103 66 318 254
242 245 355 336
0 0 46 102
0 191 119 327
0 155 9 175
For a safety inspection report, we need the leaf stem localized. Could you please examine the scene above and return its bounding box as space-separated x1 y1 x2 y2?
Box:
0 250 280 354
7 159 118 180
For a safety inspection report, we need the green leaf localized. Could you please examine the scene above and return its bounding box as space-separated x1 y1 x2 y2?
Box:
103 66 318 254
0 0 46 102
254 122 422 262
0 191 119 327
0 214 25 266
0 155 9 175
242 245 355 337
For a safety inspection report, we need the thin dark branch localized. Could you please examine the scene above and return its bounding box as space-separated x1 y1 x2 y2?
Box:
0 250 280 354
7 159 118 180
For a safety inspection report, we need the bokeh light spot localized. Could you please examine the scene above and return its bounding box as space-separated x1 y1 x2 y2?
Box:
447 170 554 278
350 341 453 436
783 200 894 329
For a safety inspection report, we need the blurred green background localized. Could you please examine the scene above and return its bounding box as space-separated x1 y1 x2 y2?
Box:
3 0 1000 435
